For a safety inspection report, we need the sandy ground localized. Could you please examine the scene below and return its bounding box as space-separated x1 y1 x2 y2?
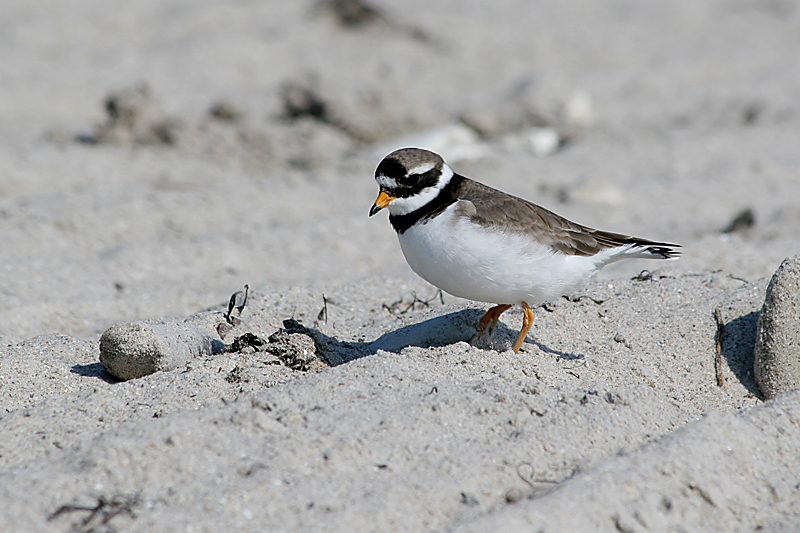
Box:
1 0 800 531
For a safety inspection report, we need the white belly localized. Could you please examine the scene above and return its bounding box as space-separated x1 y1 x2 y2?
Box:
397 205 602 305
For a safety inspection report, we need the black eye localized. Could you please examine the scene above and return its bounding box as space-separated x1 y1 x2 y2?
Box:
403 173 420 187
404 167 439 188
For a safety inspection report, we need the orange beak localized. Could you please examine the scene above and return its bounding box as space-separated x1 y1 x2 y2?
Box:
369 191 396 216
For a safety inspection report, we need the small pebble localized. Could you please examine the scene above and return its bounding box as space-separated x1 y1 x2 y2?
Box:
527 127 561 157
564 91 595 126
209 101 242 122
505 489 522 503
722 208 755 234
93 84 182 145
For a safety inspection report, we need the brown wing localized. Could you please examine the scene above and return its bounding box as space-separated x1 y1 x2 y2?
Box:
457 177 680 258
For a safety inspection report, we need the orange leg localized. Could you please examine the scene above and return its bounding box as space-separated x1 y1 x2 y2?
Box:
511 302 535 353
475 304 513 338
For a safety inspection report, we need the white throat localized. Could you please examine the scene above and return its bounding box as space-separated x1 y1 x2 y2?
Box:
387 164 454 216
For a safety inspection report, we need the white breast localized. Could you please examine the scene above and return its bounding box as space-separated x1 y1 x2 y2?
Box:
397 203 607 305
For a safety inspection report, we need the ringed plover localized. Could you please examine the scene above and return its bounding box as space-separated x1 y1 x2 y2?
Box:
369 148 680 353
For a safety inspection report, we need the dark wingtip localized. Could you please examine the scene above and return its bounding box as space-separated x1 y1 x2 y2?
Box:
643 243 682 259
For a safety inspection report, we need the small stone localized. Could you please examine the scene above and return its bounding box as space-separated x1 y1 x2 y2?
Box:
282 82 328 121
92 84 183 146
99 314 224 380
527 127 561 157
722 208 755 234
754 255 800 399
460 492 479 507
563 91 596 126
209 101 242 122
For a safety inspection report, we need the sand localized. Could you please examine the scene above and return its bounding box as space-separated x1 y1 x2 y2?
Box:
1 0 800 531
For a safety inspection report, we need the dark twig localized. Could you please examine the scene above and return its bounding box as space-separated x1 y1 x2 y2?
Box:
713 308 725 387
49 494 140 533
382 289 444 316
225 284 249 326
562 294 605 305
562 359 588 371
219 285 249 338
317 294 329 324
435 288 444 305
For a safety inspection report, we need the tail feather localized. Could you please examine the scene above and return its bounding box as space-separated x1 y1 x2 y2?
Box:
607 240 682 262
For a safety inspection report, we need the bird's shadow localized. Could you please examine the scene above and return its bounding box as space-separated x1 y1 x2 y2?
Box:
303 308 580 366
718 310 761 397
73 309 583 383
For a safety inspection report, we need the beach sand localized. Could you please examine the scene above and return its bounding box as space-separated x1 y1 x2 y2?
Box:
2 0 799 530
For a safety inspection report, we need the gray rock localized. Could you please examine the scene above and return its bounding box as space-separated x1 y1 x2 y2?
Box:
754 255 800 399
99 314 225 381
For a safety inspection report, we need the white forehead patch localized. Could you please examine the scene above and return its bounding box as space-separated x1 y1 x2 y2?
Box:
376 174 398 188
408 162 436 175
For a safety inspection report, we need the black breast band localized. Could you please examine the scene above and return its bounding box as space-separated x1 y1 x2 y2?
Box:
389 174 465 234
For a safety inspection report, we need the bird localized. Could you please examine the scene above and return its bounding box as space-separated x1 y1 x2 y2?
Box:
369 147 681 353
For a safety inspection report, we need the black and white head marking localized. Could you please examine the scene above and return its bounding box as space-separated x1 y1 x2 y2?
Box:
374 148 455 216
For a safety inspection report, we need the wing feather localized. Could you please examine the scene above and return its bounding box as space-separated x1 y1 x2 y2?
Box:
458 178 680 258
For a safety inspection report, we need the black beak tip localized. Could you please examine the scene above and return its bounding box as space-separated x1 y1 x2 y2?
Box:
369 204 382 217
